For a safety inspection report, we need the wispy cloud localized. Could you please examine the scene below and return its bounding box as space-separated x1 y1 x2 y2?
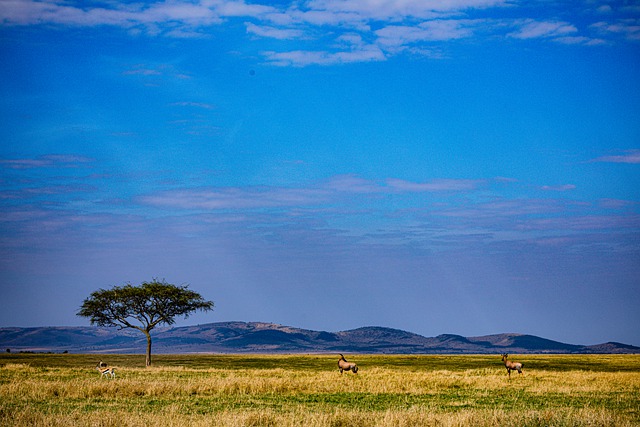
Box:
263 44 386 66
386 178 481 192
123 64 191 81
0 155 93 169
1 184 96 200
324 175 381 193
375 19 477 49
508 19 577 39
591 149 640 164
591 19 640 41
553 35 607 46
540 184 577 192
321 175 481 195
123 68 162 76
171 101 216 109
138 186 329 210
138 175 486 211
245 22 305 40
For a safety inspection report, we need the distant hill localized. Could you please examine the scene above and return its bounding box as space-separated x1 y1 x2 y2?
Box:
1 322 638 354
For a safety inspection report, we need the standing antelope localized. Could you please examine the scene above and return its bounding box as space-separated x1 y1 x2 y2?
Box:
338 354 358 374
501 353 523 378
95 361 116 379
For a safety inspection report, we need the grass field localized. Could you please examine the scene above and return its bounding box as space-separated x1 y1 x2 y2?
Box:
1 353 638 426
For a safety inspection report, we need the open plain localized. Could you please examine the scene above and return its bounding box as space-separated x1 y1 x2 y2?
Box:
1 353 639 426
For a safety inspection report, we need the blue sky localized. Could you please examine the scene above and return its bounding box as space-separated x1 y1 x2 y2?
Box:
1 0 639 346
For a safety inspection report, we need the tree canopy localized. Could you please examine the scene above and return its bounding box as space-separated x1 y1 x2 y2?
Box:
77 279 213 366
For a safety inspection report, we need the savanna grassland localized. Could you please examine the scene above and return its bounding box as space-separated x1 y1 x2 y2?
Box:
1 353 638 426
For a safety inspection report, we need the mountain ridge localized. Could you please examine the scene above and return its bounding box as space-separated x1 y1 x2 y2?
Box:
1 322 638 354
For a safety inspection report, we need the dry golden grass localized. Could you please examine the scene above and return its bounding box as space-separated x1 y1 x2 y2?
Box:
5 407 636 427
1 354 638 426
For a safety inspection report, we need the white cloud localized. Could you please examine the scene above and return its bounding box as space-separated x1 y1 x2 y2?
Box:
245 22 304 39
591 19 640 41
553 35 607 45
213 0 276 18
286 8 368 28
540 184 577 192
0 0 272 31
122 64 192 82
376 19 477 48
260 17 483 65
592 149 640 164
163 28 211 38
0 0 507 34
262 43 385 66
596 5 613 14
140 2 220 26
138 175 486 210
139 186 331 210
508 19 577 39
2 0 637 67
304 0 508 20
386 178 481 192
324 175 381 193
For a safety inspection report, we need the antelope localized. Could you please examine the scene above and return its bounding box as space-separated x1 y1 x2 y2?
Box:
96 361 116 379
338 354 358 374
501 353 523 378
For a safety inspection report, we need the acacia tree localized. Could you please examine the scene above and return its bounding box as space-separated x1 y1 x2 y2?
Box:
77 279 213 366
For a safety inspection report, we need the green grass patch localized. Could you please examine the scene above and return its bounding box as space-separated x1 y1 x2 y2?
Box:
3 353 639 372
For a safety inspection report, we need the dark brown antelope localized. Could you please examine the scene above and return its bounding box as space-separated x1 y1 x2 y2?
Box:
95 361 116 379
501 353 523 378
338 354 358 374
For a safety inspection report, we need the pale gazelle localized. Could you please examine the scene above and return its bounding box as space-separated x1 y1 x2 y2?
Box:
338 354 359 374
501 353 523 378
95 361 116 379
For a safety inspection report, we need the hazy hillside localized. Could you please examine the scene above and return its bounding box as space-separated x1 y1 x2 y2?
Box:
1 322 638 354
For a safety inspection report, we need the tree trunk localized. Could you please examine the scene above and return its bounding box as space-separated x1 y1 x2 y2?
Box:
144 330 152 367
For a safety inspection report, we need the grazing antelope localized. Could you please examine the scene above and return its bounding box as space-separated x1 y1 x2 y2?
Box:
501 353 523 378
95 361 116 379
338 354 358 374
